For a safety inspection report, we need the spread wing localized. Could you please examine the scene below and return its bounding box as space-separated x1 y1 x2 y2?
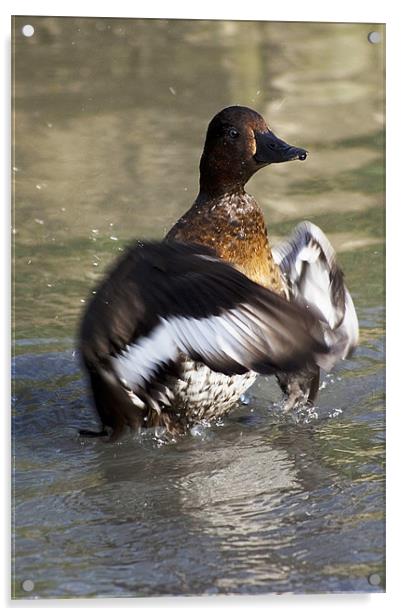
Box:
79 240 330 434
272 221 359 367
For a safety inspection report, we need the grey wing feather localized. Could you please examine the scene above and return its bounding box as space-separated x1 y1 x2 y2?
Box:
272 221 359 368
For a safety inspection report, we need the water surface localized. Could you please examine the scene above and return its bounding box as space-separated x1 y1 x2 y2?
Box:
12 17 385 598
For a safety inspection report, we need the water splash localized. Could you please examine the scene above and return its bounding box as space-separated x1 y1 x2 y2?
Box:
295 407 319 424
328 408 343 419
239 393 251 406
190 424 210 439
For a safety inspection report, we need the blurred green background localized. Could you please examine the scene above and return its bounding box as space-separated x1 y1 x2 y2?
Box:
12 17 385 344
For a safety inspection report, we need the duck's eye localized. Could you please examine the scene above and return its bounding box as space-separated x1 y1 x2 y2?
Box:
228 128 239 139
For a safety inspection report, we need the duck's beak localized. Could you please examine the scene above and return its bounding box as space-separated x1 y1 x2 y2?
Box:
254 130 308 165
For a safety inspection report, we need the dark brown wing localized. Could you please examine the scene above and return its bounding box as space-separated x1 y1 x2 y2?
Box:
79 240 330 435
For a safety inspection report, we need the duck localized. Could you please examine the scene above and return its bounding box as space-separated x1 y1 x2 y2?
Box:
79 106 358 440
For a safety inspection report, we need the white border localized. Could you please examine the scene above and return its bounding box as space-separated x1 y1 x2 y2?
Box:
0 0 394 22
2 0 401 613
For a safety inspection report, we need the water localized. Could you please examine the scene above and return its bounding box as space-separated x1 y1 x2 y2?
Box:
12 17 385 598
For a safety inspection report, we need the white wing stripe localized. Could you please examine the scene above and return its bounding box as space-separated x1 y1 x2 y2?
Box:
272 220 359 365
113 320 178 389
112 304 275 391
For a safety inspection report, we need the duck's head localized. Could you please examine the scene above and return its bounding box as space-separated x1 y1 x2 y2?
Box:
199 105 308 197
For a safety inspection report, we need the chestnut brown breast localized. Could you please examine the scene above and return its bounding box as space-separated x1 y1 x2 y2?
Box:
167 190 284 294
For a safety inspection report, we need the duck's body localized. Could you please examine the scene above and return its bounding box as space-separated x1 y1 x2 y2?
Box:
79 106 358 440
169 359 257 426
165 191 283 427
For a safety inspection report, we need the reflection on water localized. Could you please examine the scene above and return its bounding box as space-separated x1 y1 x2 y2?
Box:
12 17 385 597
